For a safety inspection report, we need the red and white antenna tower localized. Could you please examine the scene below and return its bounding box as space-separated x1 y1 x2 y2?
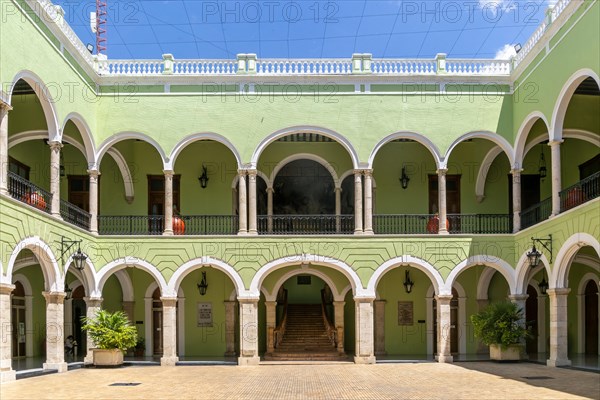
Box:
95 0 107 54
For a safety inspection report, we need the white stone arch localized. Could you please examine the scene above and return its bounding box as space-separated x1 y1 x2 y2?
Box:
96 257 168 297
5 236 61 292
367 255 445 296
168 132 242 170
231 170 270 189
551 69 600 142
514 111 551 166
552 233 600 289
167 256 245 297
11 273 34 357
249 254 366 298
64 252 97 298
269 153 340 188
251 126 359 169
11 273 33 296
8 70 60 140
576 272 600 354
515 251 551 295
95 132 168 168
61 112 96 162
114 270 134 302
443 131 515 169
475 146 505 202
368 131 442 169
339 169 377 189
444 255 516 295
476 266 499 300
265 268 343 302
105 148 135 201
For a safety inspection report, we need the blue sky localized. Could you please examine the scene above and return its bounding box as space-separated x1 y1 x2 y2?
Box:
53 0 556 60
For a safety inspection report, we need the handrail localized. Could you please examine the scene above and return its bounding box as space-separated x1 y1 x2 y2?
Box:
321 289 337 347
559 171 600 212
273 290 288 349
7 171 52 214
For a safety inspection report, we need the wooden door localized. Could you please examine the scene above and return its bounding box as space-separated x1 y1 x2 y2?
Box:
429 175 461 213
68 175 90 211
11 281 26 359
152 288 163 355
584 280 599 355
508 174 540 214
525 285 538 354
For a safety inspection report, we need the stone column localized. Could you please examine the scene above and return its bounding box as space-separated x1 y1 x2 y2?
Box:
265 301 277 354
248 169 258 235
122 301 135 324
266 187 274 233
333 301 345 354
49 141 63 218
237 170 248 234
163 170 174 235
374 300 386 356
547 288 571 367
83 297 102 364
0 283 16 382
64 298 73 338
549 140 562 216
0 103 11 196
238 298 260 365
511 168 522 232
537 294 548 354
160 297 178 366
335 187 342 232
224 301 237 356
363 169 374 234
88 169 100 234
437 168 448 234
435 294 453 363
354 298 375 363
353 170 363 234
42 291 68 372
509 294 528 359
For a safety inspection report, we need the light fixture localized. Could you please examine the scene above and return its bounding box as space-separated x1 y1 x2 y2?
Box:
60 151 66 178
538 145 547 179
197 271 208 296
198 164 209 189
538 272 549 295
514 43 522 54
59 236 87 271
86 43 94 54
526 235 552 267
64 282 72 300
403 270 414 293
399 166 410 189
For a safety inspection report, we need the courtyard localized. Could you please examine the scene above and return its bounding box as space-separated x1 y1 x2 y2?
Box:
1 362 599 400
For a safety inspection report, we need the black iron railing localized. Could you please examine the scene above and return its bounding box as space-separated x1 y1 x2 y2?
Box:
521 197 552 230
373 214 435 234
60 199 91 230
7 171 52 214
181 215 238 235
447 214 512 234
257 215 354 234
560 171 600 212
98 215 164 235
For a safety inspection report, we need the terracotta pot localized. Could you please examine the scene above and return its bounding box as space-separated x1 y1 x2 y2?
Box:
22 191 46 210
173 216 185 235
426 216 449 233
564 187 584 210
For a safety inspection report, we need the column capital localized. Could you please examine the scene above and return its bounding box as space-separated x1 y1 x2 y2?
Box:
353 169 364 175
0 101 13 111
48 141 63 151
510 168 523 175
87 169 101 178
163 169 174 177
0 283 15 294
160 297 178 307
436 168 448 176
265 300 277 307
363 169 373 177
237 169 248 176
42 291 67 303
334 186 342 193
83 297 103 307
237 296 260 304
548 139 564 147
353 296 375 303
333 301 346 306
246 169 257 177
266 187 274 193
435 294 453 303
509 294 529 302
547 288 571 296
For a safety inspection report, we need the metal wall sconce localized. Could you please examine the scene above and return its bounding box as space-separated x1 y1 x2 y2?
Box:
64 282 73 300
197 271 208 296
198 164 209 189
538 272 549 295
399 166 410 189
59 236 87 270
526 234 552 267
538 145 547 179
403 270 414 293
60 151 66 178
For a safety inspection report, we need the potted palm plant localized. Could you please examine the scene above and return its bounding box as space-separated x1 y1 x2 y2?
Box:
470 301 530 361
82 309 137 367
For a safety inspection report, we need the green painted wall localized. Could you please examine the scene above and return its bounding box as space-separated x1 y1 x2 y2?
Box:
283 275 327 304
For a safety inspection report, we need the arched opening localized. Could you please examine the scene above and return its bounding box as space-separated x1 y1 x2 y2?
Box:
583 280 598 356
151 288 163 356
11 281 27 360
525 285 539 355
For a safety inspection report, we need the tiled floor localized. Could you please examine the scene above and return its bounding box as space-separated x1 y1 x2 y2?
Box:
1 362 599 399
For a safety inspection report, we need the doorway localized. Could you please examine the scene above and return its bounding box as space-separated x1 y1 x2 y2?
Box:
147 175 180 234
11 281 26 359
584 280 599 355
525 285 539 354
152 288 163 355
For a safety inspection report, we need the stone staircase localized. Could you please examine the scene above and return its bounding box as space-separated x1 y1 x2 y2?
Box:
264 304 348 361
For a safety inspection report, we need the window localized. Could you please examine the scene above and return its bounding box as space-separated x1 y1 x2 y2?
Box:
8 157 30 180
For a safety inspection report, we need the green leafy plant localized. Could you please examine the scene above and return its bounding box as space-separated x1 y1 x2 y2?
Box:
470 302 530 349
82 310 137 351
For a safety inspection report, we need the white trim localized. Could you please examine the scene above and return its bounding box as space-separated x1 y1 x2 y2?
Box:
95 132 168 168
64 253 97 298
12 274 34 357
550 69 600 142
444 255 517 295
105 148 136 200
368 131 442 169
269 153 340 188
4 236 61 292
443 131 515 169
167 257 245 298
367 256 445 296
476 267 497 300
552 233 600 289
248 254 365 298
231 170 270 189
96 257 168 297
577 273 599 354
513 111 551 166
250 126 360 169
475 146 504 201
265 268 343 302
114 270 134 302
168 132 242 170
60 113 96 161
515 252 551 295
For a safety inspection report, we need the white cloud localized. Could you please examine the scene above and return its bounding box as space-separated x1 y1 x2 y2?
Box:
478 0 518 13
495 43 517 60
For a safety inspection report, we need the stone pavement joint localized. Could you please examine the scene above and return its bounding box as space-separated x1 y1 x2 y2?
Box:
1 362 598 400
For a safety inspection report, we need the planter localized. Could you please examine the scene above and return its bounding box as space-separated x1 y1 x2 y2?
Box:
489 344 523 361
426 216 450 233
564 187 584 210
22 191 46 210
173 216 185 235
92 348 124 367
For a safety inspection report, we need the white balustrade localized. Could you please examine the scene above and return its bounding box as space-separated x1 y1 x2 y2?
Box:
446 60 511 75
552 0 572 21
256 59 352 75
172 60 237 75
106 60 163 76
371 59 436 75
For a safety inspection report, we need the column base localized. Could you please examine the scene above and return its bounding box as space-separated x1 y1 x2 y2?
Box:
0 369 16 383
238 356 260 366
51 213 63 220
84 354 94 364
438 230 449 235
43 362 68 373
363 229 374 235
547 358 571 367
162 230 174 236
435 355 453 363
353 230 364 235
237 231 249 236
353 355 376 364
160 356 179 366
247 229 258 235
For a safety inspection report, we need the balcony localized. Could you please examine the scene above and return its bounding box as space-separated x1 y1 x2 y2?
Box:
374 214 513 234
7 171 52 214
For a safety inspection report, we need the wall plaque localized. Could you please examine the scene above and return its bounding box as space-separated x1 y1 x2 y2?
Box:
398 301 414 325
197 302 213 327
